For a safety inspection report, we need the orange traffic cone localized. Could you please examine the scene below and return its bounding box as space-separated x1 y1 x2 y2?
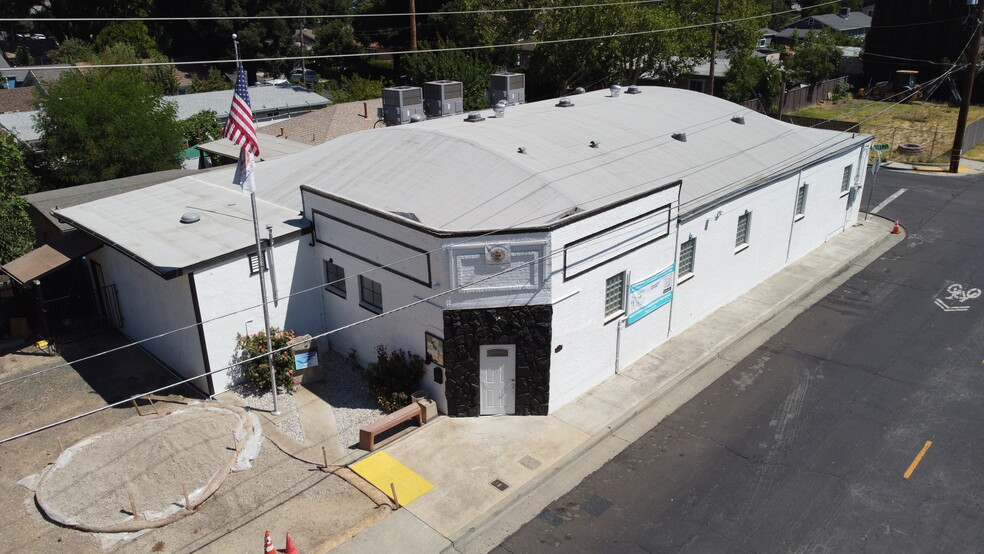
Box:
264 531 274 553
285 533 299 554
891 218 901 234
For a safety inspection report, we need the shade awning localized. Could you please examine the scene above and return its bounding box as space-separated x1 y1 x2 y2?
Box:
196 133 313 161
0 231 102 285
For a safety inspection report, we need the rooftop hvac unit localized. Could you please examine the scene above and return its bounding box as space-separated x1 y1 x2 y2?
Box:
422 80 464 117
488 72 525 106
382 85 424 125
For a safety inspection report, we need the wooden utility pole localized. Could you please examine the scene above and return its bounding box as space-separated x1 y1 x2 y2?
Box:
410 0 417 51
950 0 984 173
707 0 721 96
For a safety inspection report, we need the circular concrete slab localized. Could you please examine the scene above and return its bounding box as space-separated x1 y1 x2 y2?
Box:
35 403 252 532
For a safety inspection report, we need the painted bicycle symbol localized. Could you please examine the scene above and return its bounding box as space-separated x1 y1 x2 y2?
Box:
946 283 981 303
935 283 981 312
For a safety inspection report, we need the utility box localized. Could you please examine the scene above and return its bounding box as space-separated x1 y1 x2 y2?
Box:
489 72 525 106
382 86 424 125
422 80 464 117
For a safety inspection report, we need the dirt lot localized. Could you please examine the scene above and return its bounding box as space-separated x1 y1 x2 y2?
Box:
0 332 381 553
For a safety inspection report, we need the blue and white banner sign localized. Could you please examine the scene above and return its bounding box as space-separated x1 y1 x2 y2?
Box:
627 263 675 325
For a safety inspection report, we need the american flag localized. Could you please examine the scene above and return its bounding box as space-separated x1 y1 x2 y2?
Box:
223 63 259 157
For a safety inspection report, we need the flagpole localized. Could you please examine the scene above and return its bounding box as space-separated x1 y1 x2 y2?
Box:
234 34 280 415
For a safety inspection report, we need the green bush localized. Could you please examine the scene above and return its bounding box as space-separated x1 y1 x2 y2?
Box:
360 345 424 412
237 327 298 393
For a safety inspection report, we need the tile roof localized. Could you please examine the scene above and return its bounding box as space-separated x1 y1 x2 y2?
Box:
0 87 38 113
257 98 382 145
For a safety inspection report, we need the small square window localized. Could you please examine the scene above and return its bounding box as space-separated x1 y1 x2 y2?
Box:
841 165 852 193
795 184 809 218
324 260 346 298
604 272 625 317
679 237 696 276
736 211 751 249
359 275 383 313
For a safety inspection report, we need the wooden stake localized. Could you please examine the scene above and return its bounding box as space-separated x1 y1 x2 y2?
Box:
57 437 63 453
127 490 140 520
390 482 399 507
130 399 142 416
149 397 159 415
322 446 328 469
182 484 191 510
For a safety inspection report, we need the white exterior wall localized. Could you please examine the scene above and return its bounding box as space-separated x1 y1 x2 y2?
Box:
88 247 207 391
547 184 681 410
671 147 867 333
193 235 322 393
303 193 443 371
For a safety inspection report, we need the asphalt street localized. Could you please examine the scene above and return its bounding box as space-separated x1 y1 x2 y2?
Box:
495 169 984 553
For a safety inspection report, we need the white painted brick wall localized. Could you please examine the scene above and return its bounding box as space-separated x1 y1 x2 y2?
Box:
89 247 208 391
194 235 322 393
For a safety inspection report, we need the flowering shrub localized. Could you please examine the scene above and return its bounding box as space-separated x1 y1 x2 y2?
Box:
360 345 424 412
236 327 298 393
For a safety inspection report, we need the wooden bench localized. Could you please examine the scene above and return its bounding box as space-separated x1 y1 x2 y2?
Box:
359 403 422 451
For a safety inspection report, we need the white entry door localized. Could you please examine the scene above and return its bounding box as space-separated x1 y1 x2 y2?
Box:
480 345 516 415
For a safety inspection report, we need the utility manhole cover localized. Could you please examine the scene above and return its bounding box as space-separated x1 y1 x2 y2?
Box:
518 455 541 470
490 479 509 491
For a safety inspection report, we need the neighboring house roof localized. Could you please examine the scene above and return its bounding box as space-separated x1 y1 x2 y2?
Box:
688 58 731 78
165 83 329 120
55 87 869 273
257 98 382 145
785 11 872 32
0 86 38 113
0 109 40 142
196 132 314 161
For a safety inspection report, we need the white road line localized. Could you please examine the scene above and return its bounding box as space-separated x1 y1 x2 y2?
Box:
871 188 907 215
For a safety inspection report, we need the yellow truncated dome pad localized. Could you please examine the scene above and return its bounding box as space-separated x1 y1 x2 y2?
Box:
350 451 434 505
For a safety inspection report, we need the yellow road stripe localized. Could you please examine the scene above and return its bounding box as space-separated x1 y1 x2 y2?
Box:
903 440 933 479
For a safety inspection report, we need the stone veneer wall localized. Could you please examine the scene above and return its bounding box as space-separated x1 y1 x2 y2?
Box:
443 305 552 416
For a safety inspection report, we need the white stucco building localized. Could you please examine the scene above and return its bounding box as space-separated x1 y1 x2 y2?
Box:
55 86 870 415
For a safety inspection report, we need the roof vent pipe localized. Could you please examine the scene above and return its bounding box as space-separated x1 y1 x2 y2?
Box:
493 101 506 118
556 97 574 107
672 132 687 142
574 87 586 95
610 84 622 97
464 112 486 122
625 85 641 94
731 115 746 124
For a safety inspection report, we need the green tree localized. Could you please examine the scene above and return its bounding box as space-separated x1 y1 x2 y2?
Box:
146 53 180 96
35 62 184 186
312 19 362 76
94 21 159 57
723 51 782 111
191 67 233 93
326 74 388 103
181 110 223 147
0 133 39 264
527 0 700 96
785 28 841 84
403 38 494 110
50 38 95 64
14 46 34 66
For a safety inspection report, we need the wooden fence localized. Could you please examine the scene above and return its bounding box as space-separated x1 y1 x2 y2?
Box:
743 77 848 114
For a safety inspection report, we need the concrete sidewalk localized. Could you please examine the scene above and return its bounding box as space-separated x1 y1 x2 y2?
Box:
331 215 904 554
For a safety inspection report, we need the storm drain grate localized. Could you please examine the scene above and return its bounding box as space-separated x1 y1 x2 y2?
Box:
518 455 542 470
490 478 509 491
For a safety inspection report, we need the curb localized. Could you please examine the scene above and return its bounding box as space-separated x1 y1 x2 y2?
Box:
445 215 904 554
